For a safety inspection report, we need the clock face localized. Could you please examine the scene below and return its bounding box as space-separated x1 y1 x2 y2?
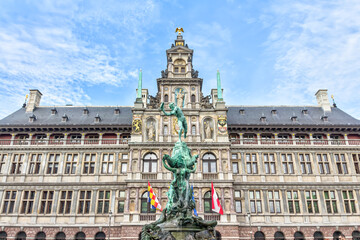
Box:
164 87 168 91
192 87 195 91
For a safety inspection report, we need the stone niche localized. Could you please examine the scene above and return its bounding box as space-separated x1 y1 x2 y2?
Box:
203 117 214 141
146 118 156 141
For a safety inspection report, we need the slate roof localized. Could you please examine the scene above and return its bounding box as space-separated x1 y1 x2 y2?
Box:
0 106 133 127
227 106 360 126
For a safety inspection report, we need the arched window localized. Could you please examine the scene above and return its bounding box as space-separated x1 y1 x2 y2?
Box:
254 231 265 240
0 231 7 240
192 125 196 135
191 94 196 103
164 125 168 136
95 232 106 240
202 153 217 173
353 231 360 240
333 231 343 240
314 231 324 240
15 231 26 240
55 232 66 240
143 153 157 173
75 232 86 240
294 231 305 240
141 191 156 213
35 232 45 240
164 94 169 102
173 59 186 73
204 191 212 213
274 231 285 240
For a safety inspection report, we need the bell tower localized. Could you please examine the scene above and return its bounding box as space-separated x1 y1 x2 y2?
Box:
156 30 203 110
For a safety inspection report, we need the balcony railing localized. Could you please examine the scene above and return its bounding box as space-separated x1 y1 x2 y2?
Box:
230 138 354 146
1 138 128 146
140 214 156 221
142 173 157 180
204 214 220 221
203 173 218 180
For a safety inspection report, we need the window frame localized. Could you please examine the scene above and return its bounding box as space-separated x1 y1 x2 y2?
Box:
20 190 36 214
101 153 114 174
202 153 217 173
46 153 60 174
97 190 111 214
78 190 92 214
268 190 281 214
2 190 17 214
305 190 320 214
39 190 54 214
249 190 262 213
58 190 73 214
82 153 96 174
287 190 301 214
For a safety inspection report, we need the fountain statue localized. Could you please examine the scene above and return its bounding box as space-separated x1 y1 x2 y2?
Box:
140 102 218 240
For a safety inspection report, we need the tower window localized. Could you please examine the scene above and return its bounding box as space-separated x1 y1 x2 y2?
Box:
164 94 169 102
174 67 179 73
191 94 196 103
181 67 185 73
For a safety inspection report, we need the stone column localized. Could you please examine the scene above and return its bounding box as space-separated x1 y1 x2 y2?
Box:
10 134 15 146
138 149 142 172
218 150 222 172
116 133 120 145
229 188 235 212
198 187 203 212
99 133 103 145
129 149 133 172
135 188 140 212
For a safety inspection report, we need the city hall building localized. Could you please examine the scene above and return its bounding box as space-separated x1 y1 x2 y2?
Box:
0 33 360 240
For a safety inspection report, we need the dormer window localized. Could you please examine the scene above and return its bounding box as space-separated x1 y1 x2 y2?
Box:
51 107 57 115
291 116 297 122
302 109 308 115
260 116 266 123
95 114 101 123
239 109 245 115
29 114 36 122
271 109 277 115
62 114 68 122
83 107 89 115
114 108 120 115
321 115 328 122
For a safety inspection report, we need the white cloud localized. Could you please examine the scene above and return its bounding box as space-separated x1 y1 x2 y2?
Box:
263 0 360 118
0 0 157 118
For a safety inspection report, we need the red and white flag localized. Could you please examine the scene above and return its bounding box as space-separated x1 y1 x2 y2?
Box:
211 182 224 215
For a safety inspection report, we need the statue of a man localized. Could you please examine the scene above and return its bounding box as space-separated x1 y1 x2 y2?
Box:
204 121 212 139
147 122 155 141
160 102 187 141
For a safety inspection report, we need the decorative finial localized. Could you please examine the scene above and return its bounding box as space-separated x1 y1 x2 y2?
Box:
331 94 337 108
175 27 184 35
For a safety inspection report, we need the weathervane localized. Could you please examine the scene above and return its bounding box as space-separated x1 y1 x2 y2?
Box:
175 27 184 35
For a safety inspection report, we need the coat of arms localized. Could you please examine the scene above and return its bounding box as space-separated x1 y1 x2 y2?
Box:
132 116 142 134
217 116 227 134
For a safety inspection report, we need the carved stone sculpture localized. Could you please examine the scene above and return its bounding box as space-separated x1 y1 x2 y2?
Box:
148 93 160 109
161 69 168 78
204 121 212 139
147 121 155 141
191 69 199 78
176 89 185 108
200 94 212 109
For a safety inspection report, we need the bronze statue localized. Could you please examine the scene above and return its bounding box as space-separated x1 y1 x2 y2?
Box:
160 102 187 141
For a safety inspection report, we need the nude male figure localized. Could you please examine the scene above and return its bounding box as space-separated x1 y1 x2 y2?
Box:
160 102 187 141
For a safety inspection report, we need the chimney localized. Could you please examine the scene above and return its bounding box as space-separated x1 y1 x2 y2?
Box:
26 89 42 112
315 89 331 112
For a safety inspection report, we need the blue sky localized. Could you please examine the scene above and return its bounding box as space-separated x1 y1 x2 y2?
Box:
1 0 360 119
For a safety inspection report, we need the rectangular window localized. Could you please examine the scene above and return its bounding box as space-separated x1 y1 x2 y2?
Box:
246 154 258 174
0 154 8 174
101 153 114 174
249 190 262 213
231 153 238 159
191 125 196 135
83 154 96 174
46 154 60 174
2 190 17 214
20 190 35 214
287 190 301 213
39 191 54 214
164 125 168 135
58 190 73 214
122 154 128 160
78 190 92 214
232 162 239 174
121 162 128 173
264 154 276 174
281 154 294 174
10 154 24 174
324 190 338 213
181 67 185 73
268 190 281 213
65 153 78 174
305 190 319 213
234 190 242 213
343 190 356 213
117 191 125 213
335 154 348 174
97 190 111 214
317 154 331 174
299 154 312 174
28 154 42 174
174 67 179 73
352 154 360 174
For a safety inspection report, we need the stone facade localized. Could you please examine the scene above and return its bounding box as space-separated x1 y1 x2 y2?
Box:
0 34 360 240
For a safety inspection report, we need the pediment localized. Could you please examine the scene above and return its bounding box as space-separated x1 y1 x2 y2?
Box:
166 46 193 54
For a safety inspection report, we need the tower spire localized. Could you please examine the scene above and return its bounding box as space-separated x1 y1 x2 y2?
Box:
217 70 223 101
137 69 142 99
